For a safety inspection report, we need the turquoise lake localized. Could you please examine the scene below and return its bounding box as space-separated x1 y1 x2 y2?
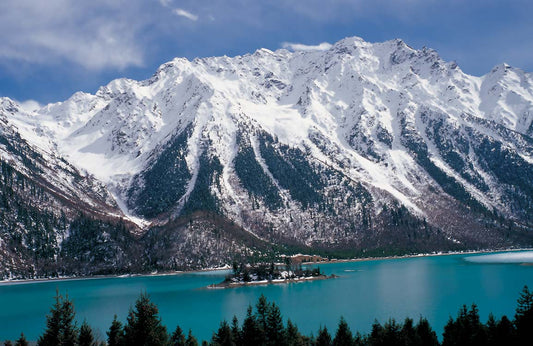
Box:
1 251 533 342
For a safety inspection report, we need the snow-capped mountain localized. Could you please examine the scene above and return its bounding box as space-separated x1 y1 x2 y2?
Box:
1 36 533 277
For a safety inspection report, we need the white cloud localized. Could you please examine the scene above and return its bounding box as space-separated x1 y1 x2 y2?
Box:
173 8 199 21
18 99 42 113
0 0 146 70
159 0 172 7
281 42 332 52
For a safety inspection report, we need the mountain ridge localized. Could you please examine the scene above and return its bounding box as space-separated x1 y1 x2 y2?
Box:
1 36 532 278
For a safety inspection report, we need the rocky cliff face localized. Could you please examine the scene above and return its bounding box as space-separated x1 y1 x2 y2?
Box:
1 36 533 278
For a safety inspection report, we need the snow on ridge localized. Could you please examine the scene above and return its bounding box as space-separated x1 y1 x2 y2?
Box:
1 35 533 221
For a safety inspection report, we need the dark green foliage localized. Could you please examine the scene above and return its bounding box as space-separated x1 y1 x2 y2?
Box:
258 132 324 207
60 215 137 275
0 131 42 173
4 340 13 346
442 304 487 346
25 285 533 346
400 317 416 345
231 316 240 345
486 314 515 346
285 319 304 346
414 318 439 346
180 152 223 216
37 292 78 346
0 159 65 271
514 285 533 344
60 296 78 346
427 119 489 193
14 334 28 346
368 317 438 346
255 294 269 338
211 321 235 346
380 319 402 345
226 261 322 284
78 321 95 346
368 319 402 346
123 292 169 346
474 138 533 219
171 325 186 346
130 128 192 218
107 315 124 346
333 317 353 346
265 303 285 345
352 332 366 346
185 330 198 346
316 326 332 346
241 306 261 345
400 114 488 214
375 125 393 148
38 297 62 346
233 132 283 210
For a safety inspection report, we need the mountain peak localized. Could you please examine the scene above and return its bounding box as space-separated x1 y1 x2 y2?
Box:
0 97 20 115
1 35 533 277
329 36 368 54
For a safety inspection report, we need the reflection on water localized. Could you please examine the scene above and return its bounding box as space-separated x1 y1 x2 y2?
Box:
1 252 532 342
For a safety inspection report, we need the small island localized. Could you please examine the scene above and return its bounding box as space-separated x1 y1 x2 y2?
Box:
209 257 338 289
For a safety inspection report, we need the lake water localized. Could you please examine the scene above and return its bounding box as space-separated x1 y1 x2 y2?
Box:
1 251 533 342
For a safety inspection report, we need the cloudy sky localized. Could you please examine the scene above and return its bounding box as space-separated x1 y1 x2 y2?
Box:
1 0 532 106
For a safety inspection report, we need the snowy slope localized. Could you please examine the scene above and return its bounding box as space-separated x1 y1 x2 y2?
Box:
2 36 533 257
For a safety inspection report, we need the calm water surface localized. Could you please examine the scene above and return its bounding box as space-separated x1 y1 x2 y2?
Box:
1 251 533 342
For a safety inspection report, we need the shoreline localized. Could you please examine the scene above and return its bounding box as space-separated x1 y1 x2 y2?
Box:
1 247 532 286
0 265 232 286
299 247 533 266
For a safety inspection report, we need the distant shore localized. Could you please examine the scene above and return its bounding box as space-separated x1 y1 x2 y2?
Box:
297 247 533 266
1 247 532 286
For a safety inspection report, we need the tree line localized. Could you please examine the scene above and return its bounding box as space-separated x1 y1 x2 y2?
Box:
4 286 533 345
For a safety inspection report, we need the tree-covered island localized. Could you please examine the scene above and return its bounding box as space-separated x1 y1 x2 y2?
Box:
210 257 338 288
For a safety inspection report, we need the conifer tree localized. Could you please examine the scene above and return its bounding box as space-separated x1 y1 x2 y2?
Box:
256 294 269 338
78 321 94 346
171 325 186 346
37 292 78 346
414 317 439 346
123 292 169 346
60 295 78 345
494 315 515 345
382 319 402 345
14 334 28 346
231 316 240 344
442 304 487 346
211 320 234 346
352 332 366 346
515 285 533 344
486 313 516 346
241 306 261 345
185 329 198 346
316 326 332 346
333 317 353 346
285 319 303 346
368 320 386 346
266 302 285 345
38 293 63 346
107 315 124 346
400 318 416 345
